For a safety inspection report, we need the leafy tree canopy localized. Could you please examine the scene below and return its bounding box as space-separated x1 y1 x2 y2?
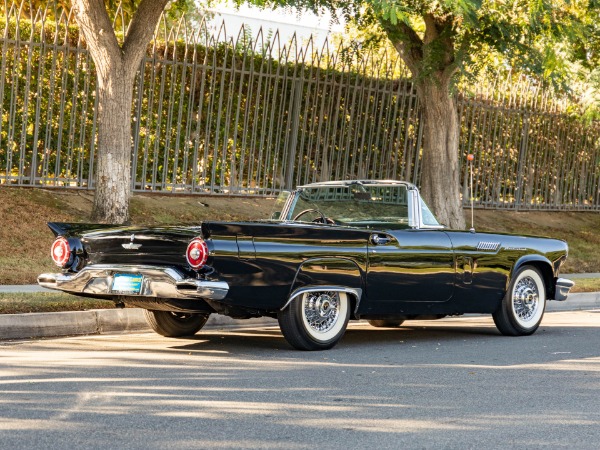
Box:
13 0 203 25
234 0 599 229
238 0 599 103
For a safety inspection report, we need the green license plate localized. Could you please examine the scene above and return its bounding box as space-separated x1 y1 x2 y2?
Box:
111 273 143 294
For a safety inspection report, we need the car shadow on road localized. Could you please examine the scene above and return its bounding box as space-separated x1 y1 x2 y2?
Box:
167 320 548 355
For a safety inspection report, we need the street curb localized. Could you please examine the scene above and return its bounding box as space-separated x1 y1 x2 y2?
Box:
0 293 596 341
546 291 600 312
0 309 277 341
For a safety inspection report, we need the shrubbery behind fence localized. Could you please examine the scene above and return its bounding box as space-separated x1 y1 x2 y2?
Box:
0 5 599 210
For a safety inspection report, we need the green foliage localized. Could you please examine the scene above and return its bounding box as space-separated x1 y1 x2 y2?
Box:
0 12 423 192
239 0 600 103
1 10 598 208
0 15 93 186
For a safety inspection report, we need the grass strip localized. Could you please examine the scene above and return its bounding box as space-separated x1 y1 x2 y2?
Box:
569 278 600 293
0 292 116 314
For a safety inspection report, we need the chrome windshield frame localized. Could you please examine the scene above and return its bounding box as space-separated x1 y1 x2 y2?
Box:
277 180 444 230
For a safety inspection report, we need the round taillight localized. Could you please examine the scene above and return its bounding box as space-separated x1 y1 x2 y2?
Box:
186 237 208 270
51 237 71 268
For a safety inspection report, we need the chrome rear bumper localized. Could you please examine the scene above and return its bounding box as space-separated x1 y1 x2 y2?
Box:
38 264 229 300
553 278 575 301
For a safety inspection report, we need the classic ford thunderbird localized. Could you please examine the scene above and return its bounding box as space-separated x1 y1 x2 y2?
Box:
39 180 573 350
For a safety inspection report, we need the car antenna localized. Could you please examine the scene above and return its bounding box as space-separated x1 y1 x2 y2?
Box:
467 154 475 233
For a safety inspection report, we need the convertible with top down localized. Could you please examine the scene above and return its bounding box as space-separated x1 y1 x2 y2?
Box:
38 180 574 350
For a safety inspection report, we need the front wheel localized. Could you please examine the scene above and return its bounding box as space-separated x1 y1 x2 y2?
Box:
144 310 210 337
278 291 350 351
493 266 546 336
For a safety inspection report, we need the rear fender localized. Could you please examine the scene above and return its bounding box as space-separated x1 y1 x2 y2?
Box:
284 257 364 314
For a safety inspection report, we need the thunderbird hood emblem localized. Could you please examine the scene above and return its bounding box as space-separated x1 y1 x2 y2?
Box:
122 234 142 250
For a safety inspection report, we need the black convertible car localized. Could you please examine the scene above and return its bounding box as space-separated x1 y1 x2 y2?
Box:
39 180 573 350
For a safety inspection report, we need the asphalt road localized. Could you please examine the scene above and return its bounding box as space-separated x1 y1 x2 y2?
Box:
1 310 599 449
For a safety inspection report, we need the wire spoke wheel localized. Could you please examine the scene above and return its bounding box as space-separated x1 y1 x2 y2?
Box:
493 266 546 336
278 291 350 351
512 276 540 323
303 292 341 334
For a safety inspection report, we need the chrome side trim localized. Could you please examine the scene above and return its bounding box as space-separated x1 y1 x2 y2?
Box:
38 264 229 301
553 278 575 301
408 188 419 229
280 286 363 312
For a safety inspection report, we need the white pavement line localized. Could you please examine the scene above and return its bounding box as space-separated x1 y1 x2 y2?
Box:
563 273 600 279
0 285 54 293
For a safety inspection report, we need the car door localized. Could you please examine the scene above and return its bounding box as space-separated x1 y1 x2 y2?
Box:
365 229 455 310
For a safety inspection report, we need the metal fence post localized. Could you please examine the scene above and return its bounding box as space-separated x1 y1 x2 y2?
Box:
285 79 302 190
515 114 530 210
0 3 598 211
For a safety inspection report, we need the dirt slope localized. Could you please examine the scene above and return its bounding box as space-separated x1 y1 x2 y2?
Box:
0 187 597 284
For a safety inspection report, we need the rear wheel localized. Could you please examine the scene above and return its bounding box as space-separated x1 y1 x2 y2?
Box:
144 310 210 337
493 266 546 336
368 319 405 328
278 291 350 351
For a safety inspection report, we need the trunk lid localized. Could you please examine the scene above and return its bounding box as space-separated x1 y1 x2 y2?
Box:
49 222 202 267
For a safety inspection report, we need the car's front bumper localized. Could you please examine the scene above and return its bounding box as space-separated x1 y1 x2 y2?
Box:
38 264 229 300
553 277 575 301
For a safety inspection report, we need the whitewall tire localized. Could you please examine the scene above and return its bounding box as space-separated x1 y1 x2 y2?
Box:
493 266 546 336
278 291 351 351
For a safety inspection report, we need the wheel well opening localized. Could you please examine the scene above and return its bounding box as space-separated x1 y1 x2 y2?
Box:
347 293 359 319
521 261 555 299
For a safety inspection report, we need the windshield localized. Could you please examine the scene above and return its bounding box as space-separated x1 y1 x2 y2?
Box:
420 197 441 227
270 191 291 220
289 183 411 228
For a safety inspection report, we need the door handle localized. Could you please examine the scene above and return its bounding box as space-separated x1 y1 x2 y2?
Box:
370 234 391 245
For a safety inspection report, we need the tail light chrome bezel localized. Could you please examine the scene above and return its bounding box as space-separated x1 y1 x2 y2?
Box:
186 237 209 270
51 236 71 268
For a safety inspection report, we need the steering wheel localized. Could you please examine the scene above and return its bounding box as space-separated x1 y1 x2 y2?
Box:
293 208 328 223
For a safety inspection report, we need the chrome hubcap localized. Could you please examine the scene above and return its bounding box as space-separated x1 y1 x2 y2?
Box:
513 276 539 322
304 292 340 333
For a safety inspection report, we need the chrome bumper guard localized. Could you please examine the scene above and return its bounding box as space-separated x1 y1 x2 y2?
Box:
37 264 229 300
553 278 575 301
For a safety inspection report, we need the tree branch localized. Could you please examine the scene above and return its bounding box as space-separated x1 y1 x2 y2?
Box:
423 13 456 77
377 17 424 76
122 0 170 77
72 0 123 75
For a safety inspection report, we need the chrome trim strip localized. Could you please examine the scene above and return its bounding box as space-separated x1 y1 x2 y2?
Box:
408 188 419 229
175 279 229 300
280 286 363 312
553 278 575 301
38 264 229 301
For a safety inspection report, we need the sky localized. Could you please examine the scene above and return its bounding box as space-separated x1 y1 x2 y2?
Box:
207 1 345 48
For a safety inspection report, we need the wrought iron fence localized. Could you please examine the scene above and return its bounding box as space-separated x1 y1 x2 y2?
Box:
458 77 600 210
0 4 599 210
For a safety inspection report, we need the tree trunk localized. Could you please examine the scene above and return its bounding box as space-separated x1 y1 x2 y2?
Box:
91 67 134 223
417 79 466 230
377 14 466 229
72 0 169 224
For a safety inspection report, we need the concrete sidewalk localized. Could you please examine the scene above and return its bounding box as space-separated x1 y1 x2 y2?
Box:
0 292 597 341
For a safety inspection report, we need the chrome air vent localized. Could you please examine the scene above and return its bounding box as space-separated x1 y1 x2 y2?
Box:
477 241 501 251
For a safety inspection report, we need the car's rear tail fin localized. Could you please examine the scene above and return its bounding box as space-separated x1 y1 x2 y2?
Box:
47 222 69 237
